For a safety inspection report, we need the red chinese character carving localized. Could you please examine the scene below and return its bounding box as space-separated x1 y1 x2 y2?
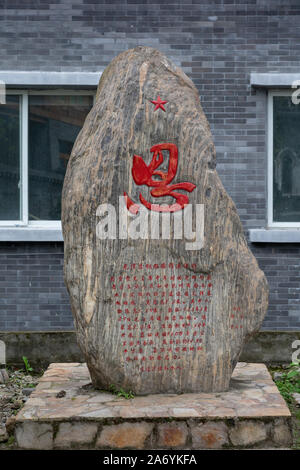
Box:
124 143 196 213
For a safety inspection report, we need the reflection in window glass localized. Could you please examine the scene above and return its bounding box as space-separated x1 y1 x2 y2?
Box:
0 96 20 220
28 95 93 221
273 96 300 222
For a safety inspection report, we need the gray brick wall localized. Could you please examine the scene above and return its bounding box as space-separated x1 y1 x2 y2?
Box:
0 243 72 331
0 0 299 330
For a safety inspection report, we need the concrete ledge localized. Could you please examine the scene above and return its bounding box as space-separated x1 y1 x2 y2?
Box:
0 70 101 87
1 331 299 367
250 72 300 88
4 226 300 243
14 362 292 449
249 228 300 243
0 228 63 242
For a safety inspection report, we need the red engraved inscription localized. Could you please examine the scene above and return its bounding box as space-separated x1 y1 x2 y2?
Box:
112 264 214 372
124 143 196 213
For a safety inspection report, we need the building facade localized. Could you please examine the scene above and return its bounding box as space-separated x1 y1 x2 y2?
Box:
0 0 300 332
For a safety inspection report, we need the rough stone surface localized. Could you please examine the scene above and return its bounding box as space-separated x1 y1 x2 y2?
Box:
54 422 98 447
22 388 34 397
292 392 300 406
15 422 53 450
96 422 153 449
5 416 16 436
229 421 267 446
272 419 292 447
62 46 268 395
273 372 284 381
157 422 188 448
0 369 39 442
191 421 229 449
0 369 9 384
0 426 8 443
14 362 291 449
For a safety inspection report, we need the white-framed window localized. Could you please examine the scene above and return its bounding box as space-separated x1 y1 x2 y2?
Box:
268 89 300 227
0 90 94 230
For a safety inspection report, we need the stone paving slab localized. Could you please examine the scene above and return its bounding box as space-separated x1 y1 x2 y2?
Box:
14 362 292 449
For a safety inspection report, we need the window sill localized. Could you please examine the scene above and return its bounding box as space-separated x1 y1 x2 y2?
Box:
250 72 300 88
249 228 300 243
0 227 63 242
0 71 101 87
2 227 300 244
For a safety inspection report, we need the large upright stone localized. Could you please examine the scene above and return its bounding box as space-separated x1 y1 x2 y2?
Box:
62 47 268 394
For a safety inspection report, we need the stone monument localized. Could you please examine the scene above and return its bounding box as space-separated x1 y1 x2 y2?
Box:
62 47 268 394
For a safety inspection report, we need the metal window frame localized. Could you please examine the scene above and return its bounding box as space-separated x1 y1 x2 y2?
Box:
0 91 27 227
0 89 95 235
268 89 300 228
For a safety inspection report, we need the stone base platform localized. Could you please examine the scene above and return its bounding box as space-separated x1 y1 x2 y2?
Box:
14 362 292 450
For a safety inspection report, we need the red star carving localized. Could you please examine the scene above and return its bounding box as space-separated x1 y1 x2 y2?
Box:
150 95 168 112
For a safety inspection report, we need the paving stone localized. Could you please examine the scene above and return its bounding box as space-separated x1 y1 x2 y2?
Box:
54 422 98 447
272 419 292 447
15 422 53 450
15 363 291 422
229 421 267 446
191 421 229 449
14 363 292 449
157 422 188 448
96 422 153 449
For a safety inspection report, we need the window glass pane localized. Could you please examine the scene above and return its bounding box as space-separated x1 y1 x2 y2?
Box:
28 94 93 221
0 95 20 220
273 96 300 222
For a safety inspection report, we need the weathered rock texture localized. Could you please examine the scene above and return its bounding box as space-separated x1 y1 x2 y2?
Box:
62 47 268 394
